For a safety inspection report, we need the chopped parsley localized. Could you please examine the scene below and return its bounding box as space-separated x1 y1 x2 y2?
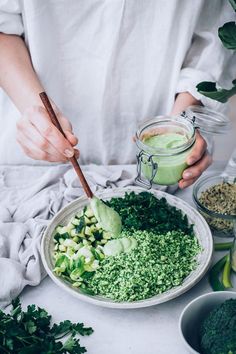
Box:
106 191 193 235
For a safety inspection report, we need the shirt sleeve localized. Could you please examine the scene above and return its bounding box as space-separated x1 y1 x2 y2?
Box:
0 0 23 36
176 0 236 111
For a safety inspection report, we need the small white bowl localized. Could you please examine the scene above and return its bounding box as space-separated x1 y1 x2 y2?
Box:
179 291 236 354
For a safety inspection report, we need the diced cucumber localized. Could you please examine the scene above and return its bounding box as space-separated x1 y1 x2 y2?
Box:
91 217 97 223
95 222 102 230
54 226 70 240
84 207 94 218
64 239 77 248
84 215 93 225
67 223 74 232
72 282 82 287
103 231 112 240
71 229 78 237
89 224 97 233
71 217 81 226
78 230 85 238
56 226 68 234
59 244 66 252
85 226 93 236
76 211 83 218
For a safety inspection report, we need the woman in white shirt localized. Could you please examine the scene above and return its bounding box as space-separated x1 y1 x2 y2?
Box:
0 0 234 188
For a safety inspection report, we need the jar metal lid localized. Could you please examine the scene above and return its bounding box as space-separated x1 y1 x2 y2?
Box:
183 105 230 135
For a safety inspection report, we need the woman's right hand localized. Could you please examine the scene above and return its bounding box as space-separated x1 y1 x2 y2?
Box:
16 104 79 162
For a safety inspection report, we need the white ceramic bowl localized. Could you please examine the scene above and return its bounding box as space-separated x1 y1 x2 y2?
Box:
41 186 213 309
179 291 236 354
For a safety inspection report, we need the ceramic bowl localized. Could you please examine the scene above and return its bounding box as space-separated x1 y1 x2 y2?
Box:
193 174 236 237
179 291 236 354
41 186 213 309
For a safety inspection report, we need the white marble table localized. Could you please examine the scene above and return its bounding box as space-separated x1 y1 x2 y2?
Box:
21 161 235 354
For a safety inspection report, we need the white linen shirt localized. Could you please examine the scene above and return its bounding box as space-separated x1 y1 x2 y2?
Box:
0 0 235 165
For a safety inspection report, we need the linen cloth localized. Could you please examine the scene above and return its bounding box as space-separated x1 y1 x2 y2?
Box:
0 0 235 165
0 163 137 308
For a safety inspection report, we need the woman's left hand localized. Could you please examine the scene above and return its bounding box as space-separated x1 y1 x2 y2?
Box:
178 130 212 189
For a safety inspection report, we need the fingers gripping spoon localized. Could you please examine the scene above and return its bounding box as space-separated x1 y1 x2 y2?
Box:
39 92 122 237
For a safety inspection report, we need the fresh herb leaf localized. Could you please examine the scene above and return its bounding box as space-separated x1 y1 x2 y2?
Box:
0 298 93 354
218 21 236 49
196 80 236 103
11 297 22 318
62 336 86 354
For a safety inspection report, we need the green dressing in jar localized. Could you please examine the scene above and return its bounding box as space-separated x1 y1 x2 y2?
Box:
135 107 230 187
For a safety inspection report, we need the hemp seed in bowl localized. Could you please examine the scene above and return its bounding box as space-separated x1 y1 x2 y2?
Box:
193 175 236 236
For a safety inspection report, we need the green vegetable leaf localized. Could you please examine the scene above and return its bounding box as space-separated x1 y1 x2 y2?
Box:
196 80 236 103
62 336 86 354
51 319 93 338
0 299 93 354
73 323 94 336
107 192 193 235
11 297 22 318
229 0 236 11
218 21 236 49
51 320 75 337
24 320 37 334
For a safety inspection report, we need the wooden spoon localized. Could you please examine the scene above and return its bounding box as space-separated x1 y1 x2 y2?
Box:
39 92 122 237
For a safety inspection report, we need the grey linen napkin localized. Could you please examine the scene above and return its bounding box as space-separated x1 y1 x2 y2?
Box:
0 164 135 308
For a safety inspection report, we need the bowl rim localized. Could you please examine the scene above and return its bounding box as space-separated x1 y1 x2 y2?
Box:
193 174 236 220
178 290 236 354
41 186 213 309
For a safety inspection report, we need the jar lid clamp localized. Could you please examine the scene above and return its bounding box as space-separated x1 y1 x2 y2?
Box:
183 106 230 135
135 151 158 189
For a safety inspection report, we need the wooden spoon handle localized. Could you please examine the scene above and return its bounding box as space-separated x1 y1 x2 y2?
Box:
39 92 93 199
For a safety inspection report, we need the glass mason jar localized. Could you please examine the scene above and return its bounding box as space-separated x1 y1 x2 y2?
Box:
135 106 230 188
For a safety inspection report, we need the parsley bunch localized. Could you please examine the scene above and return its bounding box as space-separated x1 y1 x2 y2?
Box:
0 298 93 354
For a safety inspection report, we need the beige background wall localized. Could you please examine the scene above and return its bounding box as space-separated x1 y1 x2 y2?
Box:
214 96 236 161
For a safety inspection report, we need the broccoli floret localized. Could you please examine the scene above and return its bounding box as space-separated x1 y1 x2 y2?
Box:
200 299 236 354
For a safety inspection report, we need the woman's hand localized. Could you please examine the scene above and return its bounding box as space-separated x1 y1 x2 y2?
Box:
171 92 212 188
16 104 79 162
178 130 212 189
